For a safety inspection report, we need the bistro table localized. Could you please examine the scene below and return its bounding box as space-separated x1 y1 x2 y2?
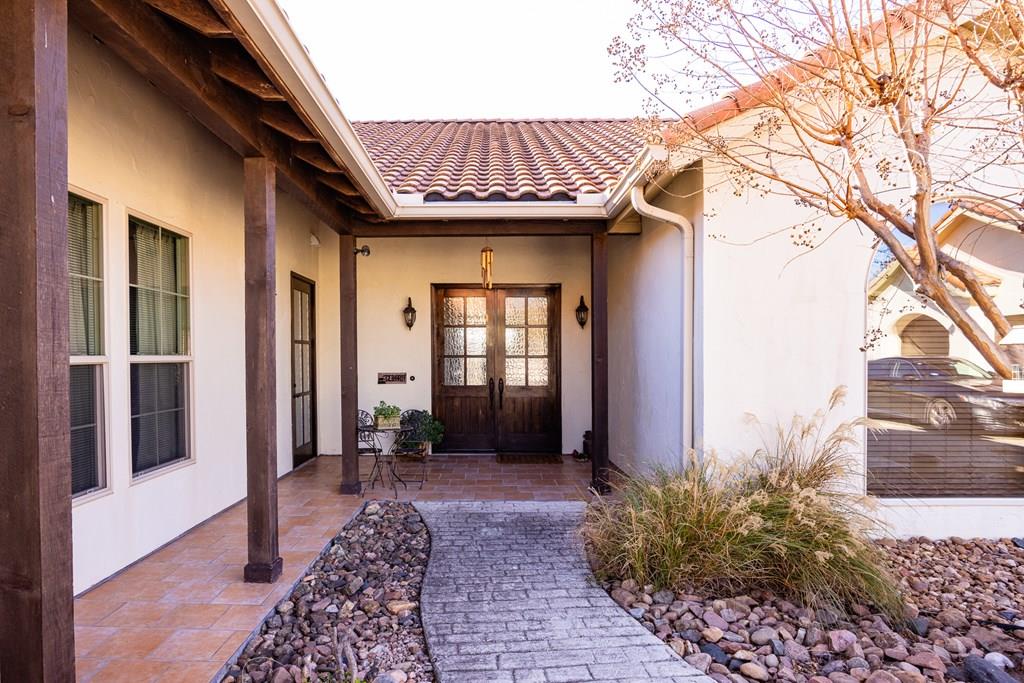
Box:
361 425 413 497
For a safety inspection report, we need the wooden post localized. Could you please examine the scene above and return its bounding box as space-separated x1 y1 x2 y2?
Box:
591 232 610 493
0 0 76 679
243 157 282 583
339 234 361 493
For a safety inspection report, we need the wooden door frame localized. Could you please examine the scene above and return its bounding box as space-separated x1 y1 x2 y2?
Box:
430 283 562 453
290 272 317 467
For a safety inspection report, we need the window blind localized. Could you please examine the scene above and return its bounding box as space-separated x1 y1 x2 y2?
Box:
68 194 105 496
70 365 101 495
866 317 1024 497
69 195 102 356
130 363 188 474
129 218 189 356
128 217 190 477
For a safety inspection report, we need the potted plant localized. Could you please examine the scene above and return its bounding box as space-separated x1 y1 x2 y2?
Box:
400 409 445 455
373 401 401 430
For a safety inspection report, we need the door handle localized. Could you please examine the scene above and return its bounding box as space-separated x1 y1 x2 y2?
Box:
488 377 495 409
498 378 505 409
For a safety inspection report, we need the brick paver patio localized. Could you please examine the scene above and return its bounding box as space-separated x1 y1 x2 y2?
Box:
74 454 591 682
415 501 713 683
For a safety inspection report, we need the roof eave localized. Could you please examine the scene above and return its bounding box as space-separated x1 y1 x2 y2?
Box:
222 0 398 220
391 200 611 220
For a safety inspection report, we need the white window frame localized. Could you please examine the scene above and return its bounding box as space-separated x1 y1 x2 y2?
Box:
125 211 195 482
68 187 112 504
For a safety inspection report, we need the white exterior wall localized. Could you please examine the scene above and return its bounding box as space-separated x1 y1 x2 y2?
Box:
608 169 701 474
696 158 877 460
68 27 340 592
356 236 592 454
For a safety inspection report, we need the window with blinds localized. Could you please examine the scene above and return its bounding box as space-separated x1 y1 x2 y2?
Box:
866 312 1024 497
69 194 105 497
129 217 191 476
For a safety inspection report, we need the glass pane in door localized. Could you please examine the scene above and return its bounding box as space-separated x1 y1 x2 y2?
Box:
442 296 487 386
504 295 549 386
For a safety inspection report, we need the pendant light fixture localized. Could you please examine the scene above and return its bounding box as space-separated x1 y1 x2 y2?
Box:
480 246 494 289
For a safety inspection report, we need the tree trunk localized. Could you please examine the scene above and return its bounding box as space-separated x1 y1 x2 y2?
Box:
920 276 1016 378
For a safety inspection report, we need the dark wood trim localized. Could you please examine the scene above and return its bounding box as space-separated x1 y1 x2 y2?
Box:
0 0 76 678
243 157 282 583
211 44 286 101
591 232 610 492
142 0 232 37
339 234 361 493
350 218 606 238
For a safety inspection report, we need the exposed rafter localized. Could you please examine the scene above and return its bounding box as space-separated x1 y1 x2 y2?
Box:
211 44 285 101
259 104 320 143
294 143 346 174
70 0 377 227
143 0 232 37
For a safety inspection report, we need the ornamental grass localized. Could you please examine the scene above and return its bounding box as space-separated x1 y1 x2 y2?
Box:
583 387 903 620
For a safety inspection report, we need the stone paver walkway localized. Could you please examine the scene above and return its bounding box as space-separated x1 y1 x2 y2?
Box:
415 501 713 683
74 456 590 682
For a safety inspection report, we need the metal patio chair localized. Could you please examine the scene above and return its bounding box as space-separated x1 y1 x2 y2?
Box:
394 409 430 489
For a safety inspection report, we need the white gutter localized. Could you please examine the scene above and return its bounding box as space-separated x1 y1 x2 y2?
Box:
629 186 699 455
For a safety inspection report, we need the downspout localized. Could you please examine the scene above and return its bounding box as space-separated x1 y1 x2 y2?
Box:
629 186 699 456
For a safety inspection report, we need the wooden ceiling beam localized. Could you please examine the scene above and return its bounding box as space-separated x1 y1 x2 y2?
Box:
206 0 374 202
259 104 320 143
317 173 361 197
70 0 367 231
293 142 345 174
211 45 285 101
142 0 232 38
349 217 607 237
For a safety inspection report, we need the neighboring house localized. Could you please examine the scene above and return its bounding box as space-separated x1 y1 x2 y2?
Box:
867 203 1024 367
2 0 1022 679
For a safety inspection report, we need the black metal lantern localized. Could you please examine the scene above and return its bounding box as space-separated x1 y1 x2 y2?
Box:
402 297 417 329
575 295 589 328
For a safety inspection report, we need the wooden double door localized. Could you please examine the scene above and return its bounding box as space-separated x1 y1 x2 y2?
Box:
432 285 561 453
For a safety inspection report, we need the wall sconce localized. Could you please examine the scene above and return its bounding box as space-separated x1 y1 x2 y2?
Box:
402 297 417 330
575 295 589 328
353 245 371 256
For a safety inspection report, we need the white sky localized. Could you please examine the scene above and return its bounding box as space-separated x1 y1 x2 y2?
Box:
276 0 650 121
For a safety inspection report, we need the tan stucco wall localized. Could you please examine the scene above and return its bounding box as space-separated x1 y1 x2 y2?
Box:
67 26 340 592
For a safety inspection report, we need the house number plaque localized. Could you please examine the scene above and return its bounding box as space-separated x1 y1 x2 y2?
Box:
377 372 407 384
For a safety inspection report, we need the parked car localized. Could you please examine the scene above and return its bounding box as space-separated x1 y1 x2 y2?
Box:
867 356 1024 434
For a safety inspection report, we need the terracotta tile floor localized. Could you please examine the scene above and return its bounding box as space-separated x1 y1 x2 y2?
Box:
74 454 592 682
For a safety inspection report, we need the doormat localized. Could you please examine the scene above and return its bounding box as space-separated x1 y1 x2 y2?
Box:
496 453 563 464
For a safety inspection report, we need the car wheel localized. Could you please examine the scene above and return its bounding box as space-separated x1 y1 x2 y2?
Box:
925 398 957 429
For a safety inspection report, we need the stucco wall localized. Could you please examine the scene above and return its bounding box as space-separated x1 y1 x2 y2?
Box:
696 158 877 462
68 26 340 592
355 236 592 454
608 169 702 474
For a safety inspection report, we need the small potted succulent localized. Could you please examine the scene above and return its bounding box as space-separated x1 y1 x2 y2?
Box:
373 401 401 430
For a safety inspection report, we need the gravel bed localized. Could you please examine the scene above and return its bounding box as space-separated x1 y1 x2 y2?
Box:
222 501 434 683
600 537 1024 683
